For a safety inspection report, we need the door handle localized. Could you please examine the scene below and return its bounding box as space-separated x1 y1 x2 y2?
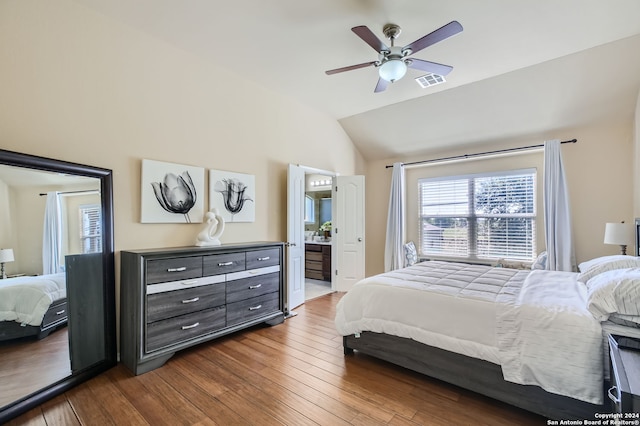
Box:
286 242 296 247
358 237 362 242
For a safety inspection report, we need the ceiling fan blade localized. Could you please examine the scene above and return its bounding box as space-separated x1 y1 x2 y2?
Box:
407 59 454 76
352 26 389 52
374 78 389 93
325 61 377 75
403 21 463 55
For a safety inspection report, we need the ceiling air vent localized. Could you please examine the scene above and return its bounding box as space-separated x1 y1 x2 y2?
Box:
415 73 446 89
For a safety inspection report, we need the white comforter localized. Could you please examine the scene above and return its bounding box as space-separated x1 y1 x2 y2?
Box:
0 273 66 326
496 269 603 404
335 261 604 405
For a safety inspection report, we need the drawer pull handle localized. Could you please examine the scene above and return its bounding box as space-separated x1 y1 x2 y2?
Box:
182 297 200 304
249 304 262 311
218 262 234 266
249 284 262 289
56 310 66 315
181 322 200 330
607 386 621 403
258 256 270 261
180 280 198 285
167 267 187 272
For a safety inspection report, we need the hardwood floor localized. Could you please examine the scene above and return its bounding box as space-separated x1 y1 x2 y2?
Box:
6 293 545 425
0 327 71 407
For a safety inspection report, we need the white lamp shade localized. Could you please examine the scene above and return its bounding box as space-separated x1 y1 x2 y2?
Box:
0 248 14 263
604 223 632 245
379 59 407 82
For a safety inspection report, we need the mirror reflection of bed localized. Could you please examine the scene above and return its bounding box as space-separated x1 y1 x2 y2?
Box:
0 164 101 407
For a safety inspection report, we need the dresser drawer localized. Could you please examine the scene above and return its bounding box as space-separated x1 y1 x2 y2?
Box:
203 252 245 276
146 306 226 352
226 292 280 326
306 260 322 271
246 248 280 269
226 272 279 304
306 252 322 262
42 299 67 328
146 256 202 284
305 270 324 280
147 282 226 323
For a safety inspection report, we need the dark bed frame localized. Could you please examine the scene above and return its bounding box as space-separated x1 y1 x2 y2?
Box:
344 332 606 420
0 298 68 342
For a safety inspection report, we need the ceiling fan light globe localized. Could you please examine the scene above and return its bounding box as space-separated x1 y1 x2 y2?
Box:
379 59 407 82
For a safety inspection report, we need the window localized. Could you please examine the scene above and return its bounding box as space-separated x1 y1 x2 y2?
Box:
79 204 102 254
419 169 536 262
304 195 315 224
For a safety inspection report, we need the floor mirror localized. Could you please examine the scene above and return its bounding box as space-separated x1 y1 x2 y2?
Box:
0 149 116 423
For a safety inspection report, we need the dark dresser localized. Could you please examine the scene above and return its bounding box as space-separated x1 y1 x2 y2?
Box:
120 242 285 375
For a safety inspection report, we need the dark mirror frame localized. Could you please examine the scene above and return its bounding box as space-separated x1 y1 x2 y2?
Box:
0 149 117 423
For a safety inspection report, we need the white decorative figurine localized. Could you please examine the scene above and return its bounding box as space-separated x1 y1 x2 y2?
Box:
195 208 225 246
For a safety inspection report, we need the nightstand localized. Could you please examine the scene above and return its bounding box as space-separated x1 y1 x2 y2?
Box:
608 334 640 413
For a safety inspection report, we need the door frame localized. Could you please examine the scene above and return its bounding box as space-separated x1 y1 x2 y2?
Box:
287 165 337 312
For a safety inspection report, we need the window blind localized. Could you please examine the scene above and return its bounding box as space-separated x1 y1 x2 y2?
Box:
79 204 102 254
419 169 536 262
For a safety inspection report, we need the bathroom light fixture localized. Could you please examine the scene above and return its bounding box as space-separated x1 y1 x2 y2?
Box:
604 221 632 255
311 179 332 187
0 248 15 279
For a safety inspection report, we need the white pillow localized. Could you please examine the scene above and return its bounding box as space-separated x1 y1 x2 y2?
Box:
586 268 640 321
531 251 547 270
403 242 418 267
578 255 638 273
577 256 640 283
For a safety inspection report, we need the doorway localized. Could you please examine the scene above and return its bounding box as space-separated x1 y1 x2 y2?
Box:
287 165 365 314
303 173 334 301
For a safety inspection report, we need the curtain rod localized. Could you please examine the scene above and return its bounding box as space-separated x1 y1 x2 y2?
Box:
385 138 577 169
39 189 100 196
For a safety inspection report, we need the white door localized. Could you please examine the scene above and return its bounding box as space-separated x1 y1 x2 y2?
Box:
332 175 365 292
286 164 305 312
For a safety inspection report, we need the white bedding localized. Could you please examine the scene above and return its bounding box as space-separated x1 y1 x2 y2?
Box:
0 273 66 326
335 261 604 405
496 269 603 404
335 261 529 364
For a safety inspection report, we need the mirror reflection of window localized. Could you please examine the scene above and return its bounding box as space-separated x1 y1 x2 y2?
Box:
79 204 102 254
304 195 315 224
320 198 332 225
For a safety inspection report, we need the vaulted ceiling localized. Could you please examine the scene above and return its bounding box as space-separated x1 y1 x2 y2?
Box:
75 0 640 160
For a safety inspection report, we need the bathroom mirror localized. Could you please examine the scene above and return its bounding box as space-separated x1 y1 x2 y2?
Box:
0 149 116 423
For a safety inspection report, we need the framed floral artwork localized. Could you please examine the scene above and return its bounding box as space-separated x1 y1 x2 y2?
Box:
209 169 255 223
141 159 205 223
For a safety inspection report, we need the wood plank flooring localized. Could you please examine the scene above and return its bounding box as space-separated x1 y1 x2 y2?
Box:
0 327 71 407
6 293 545 425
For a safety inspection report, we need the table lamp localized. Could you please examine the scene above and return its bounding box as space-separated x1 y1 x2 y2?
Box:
604 222 632 255
0 248 15 279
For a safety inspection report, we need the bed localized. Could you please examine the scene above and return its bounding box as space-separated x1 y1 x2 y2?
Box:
335 256 640 420
0 273 67 342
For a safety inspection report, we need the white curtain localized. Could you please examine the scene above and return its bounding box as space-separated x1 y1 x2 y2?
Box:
384 162 405 272
43 192 63 275
543 140 575 271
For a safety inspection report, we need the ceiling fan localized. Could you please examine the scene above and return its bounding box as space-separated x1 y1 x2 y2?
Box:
325 21 463 93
